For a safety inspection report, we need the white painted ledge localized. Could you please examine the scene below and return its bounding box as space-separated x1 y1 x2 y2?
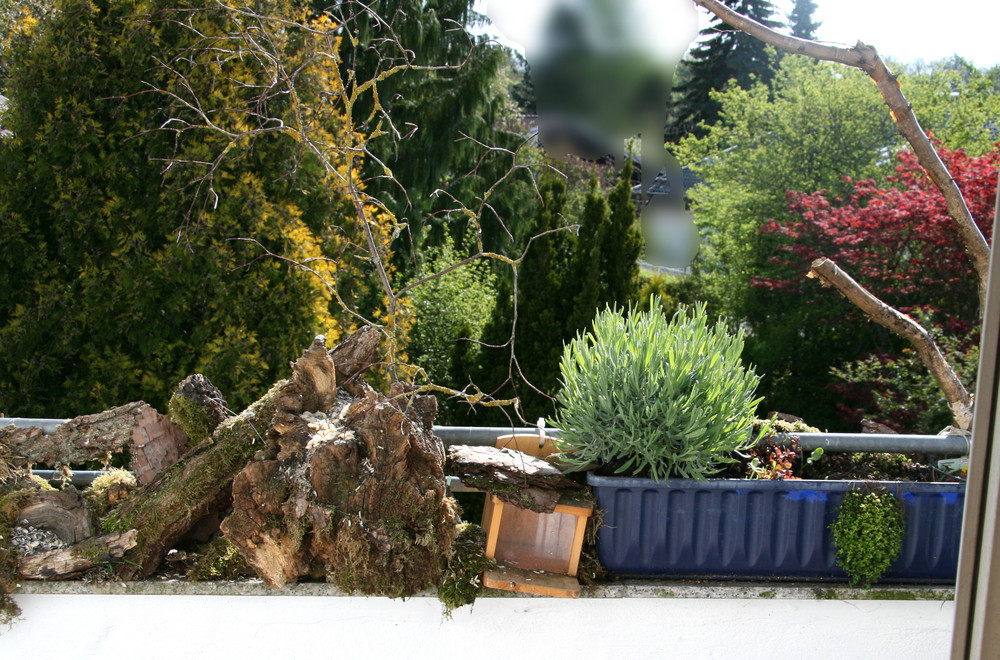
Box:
2 582 955 659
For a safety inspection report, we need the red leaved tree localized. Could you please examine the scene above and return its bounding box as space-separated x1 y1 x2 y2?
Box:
759 144 998 334
692 0 996 429
758 144 997 430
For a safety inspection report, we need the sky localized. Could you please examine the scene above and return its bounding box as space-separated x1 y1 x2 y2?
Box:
784 0 1000 67
476 0 1000 68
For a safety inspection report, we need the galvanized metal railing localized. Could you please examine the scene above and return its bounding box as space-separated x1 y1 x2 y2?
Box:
432 425 970 455
4 416 970 481
2 417 970 455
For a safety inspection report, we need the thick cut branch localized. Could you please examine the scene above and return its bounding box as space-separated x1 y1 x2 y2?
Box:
1 403 188 485
447 445 583 513
809 258 973 429
19 530 138 579
693 0 990 308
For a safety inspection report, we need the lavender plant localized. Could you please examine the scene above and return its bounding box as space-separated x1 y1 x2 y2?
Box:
551 299 762 481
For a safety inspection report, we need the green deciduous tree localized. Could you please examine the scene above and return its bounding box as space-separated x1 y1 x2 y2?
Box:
903 57 1000 157
405 229 498 423
677 53 1000 428
677 55 900 427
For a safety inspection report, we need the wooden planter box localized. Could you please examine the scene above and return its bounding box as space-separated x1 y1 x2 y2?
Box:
479 434 592 597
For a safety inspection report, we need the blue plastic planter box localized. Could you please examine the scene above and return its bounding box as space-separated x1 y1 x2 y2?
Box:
588 474 965 582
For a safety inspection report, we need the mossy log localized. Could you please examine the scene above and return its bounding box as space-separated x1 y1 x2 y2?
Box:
103 330 381 580
167 374 229 445
222 373 459 595
446 445 584 513
1 402 188 485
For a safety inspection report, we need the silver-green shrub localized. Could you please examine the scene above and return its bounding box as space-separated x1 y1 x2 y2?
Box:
551 299 762 481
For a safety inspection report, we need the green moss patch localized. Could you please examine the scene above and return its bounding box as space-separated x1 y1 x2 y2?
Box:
188 536 253 582
437 522 495 618
84 468 137 519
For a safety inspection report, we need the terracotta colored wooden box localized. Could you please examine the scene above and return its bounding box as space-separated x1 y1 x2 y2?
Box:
480 434 593 598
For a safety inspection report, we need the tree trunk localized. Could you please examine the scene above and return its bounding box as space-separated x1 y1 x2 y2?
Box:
221 378 460 595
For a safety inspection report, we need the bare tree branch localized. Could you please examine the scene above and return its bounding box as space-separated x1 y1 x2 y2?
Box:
808 258 973 430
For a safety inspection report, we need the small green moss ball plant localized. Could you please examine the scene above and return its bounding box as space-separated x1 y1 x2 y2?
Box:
831 487 906 587
551 299 763 481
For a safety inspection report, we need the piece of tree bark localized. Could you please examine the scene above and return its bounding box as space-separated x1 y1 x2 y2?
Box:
19 530 138 579
17 489 94 545
222 380 459 594
446 445 584 513
692 0 990 309
1 402 188 485
329 325 381 393
167 374 229 445
809 258 973 429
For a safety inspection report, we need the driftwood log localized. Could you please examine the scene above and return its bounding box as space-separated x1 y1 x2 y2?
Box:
18 489 93 544
19 530 138 579
1 402 188 485
447 445 584 513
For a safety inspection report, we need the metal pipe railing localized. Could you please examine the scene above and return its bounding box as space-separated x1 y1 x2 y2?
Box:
4 417 970 455
432 425 969 455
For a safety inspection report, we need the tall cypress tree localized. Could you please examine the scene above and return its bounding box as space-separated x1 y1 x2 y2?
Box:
568 178 608 333
788 0 820 39
672 0 782 139
602 159 642 308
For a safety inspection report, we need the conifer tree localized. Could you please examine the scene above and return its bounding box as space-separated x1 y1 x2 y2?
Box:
788 0 820 40
672 0 782 138
0 0 373 416
512 174 575 419
568 178 608 333
341 0 512 250
602 159 642 308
